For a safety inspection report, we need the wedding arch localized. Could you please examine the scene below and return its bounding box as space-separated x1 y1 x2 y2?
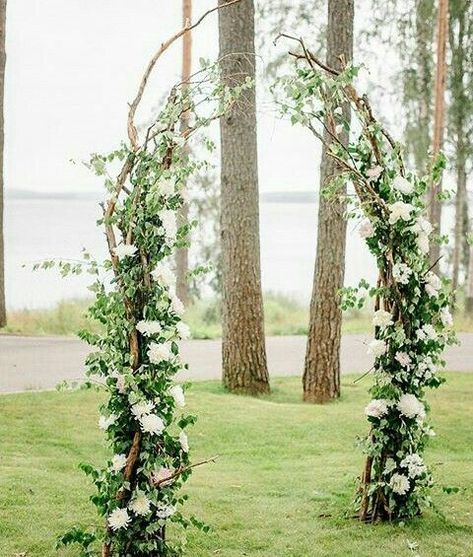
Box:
277 37 455 522
58 3 244 555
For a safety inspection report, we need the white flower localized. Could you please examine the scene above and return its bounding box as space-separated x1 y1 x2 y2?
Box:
140 413 165 435
158 178 175 197
136 320 162 337
131 400 155 418
175 321 191 340
148 341 172 364
179 431 189 452
108 508 131 531
417 232 430 254
367 339 387 357
400 454 426 478
151 263 176 289
392 175 414 195
397 393 426 420
158 209 177 241
389 473 410 495
393 262 413 285
416 324 437 341
359 219 375 239
170 385 186 408
440 307 453 327
129 494 151 516
99 414 117 430
395 352 412 368
152 466 174 486
170 294 185 316
335 124 344 134
372 309 393 328
155 503 176 519
412 217 433 236
425 272 441 297
364 399 389 419
417 356 435 379
111 453 127 472
366 165 383 180
388 201 414 224
113 244 137 259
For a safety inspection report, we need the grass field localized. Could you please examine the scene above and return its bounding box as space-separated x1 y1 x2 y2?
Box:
3 294 473 339
1 374 472 556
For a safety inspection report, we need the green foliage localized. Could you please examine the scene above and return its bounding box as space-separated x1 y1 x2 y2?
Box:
277 52 456 521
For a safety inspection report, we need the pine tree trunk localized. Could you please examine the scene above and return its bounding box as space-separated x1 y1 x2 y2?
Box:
218 0 269 395
0 0 6 327
429 0 449 268
175 0 192 306
303 0 354 403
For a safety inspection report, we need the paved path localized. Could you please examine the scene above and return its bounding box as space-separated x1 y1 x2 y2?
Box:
0 333 472 393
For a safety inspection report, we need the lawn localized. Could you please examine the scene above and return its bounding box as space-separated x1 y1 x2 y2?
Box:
1 374 472 556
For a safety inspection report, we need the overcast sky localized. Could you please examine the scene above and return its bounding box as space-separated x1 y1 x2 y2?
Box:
5 0 342 195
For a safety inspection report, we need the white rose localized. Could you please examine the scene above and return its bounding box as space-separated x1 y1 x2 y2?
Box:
389 473 410 495
364 399 389 419
147 341 172 364
388 201 414 224
395 351 412 368
113 244 138 259
139 413 165 435
397 393 425 420
111 453 127 472
158 209 177 241
170 385 186 408
440 307 453 327
129 494 152 516
392 175 414 195
367 339 387 357
175 321 191 340
136 320 162 337
366 165 383 180
108 508 131 531
372 309 393 328
151 263 176 289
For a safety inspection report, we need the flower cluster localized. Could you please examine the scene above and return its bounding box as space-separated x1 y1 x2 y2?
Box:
58 57 245 556
279 57 455 521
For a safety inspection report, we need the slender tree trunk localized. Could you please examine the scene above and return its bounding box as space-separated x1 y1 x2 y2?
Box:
175 0 192 305
466 239 473 315
429 0 449 268
218 0 269 395
451 145 466 304
302 0 354 403
0 0 6 327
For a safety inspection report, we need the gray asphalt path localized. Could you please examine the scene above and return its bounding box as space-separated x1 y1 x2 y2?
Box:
0 333 472 393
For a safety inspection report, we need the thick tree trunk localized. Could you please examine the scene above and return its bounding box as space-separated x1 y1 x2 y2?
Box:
0 0 6 327
218 0 269 395
429 0 449 268
175 0 192 306
302 0 354 403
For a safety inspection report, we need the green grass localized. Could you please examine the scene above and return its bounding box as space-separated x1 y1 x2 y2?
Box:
1 374 472 556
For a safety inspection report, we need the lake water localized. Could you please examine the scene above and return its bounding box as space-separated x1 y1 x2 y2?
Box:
6 197 377 309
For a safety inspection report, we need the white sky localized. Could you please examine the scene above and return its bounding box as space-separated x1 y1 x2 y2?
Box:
5 0 330 195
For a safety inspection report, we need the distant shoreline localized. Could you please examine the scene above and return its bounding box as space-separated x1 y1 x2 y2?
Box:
6 189 317 204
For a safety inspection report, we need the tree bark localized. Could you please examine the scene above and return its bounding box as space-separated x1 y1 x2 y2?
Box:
429 0 449 268
451 154 466 301
218 0 269 395
302 0 354 403
175 0 192 306
466 240 473 315
0 0 6 327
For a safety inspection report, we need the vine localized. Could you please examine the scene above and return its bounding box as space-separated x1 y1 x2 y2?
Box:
56 3 247 555
276 36 456 522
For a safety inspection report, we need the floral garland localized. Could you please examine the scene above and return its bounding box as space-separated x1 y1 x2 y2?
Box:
56 6 246 555
276 38 455 522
